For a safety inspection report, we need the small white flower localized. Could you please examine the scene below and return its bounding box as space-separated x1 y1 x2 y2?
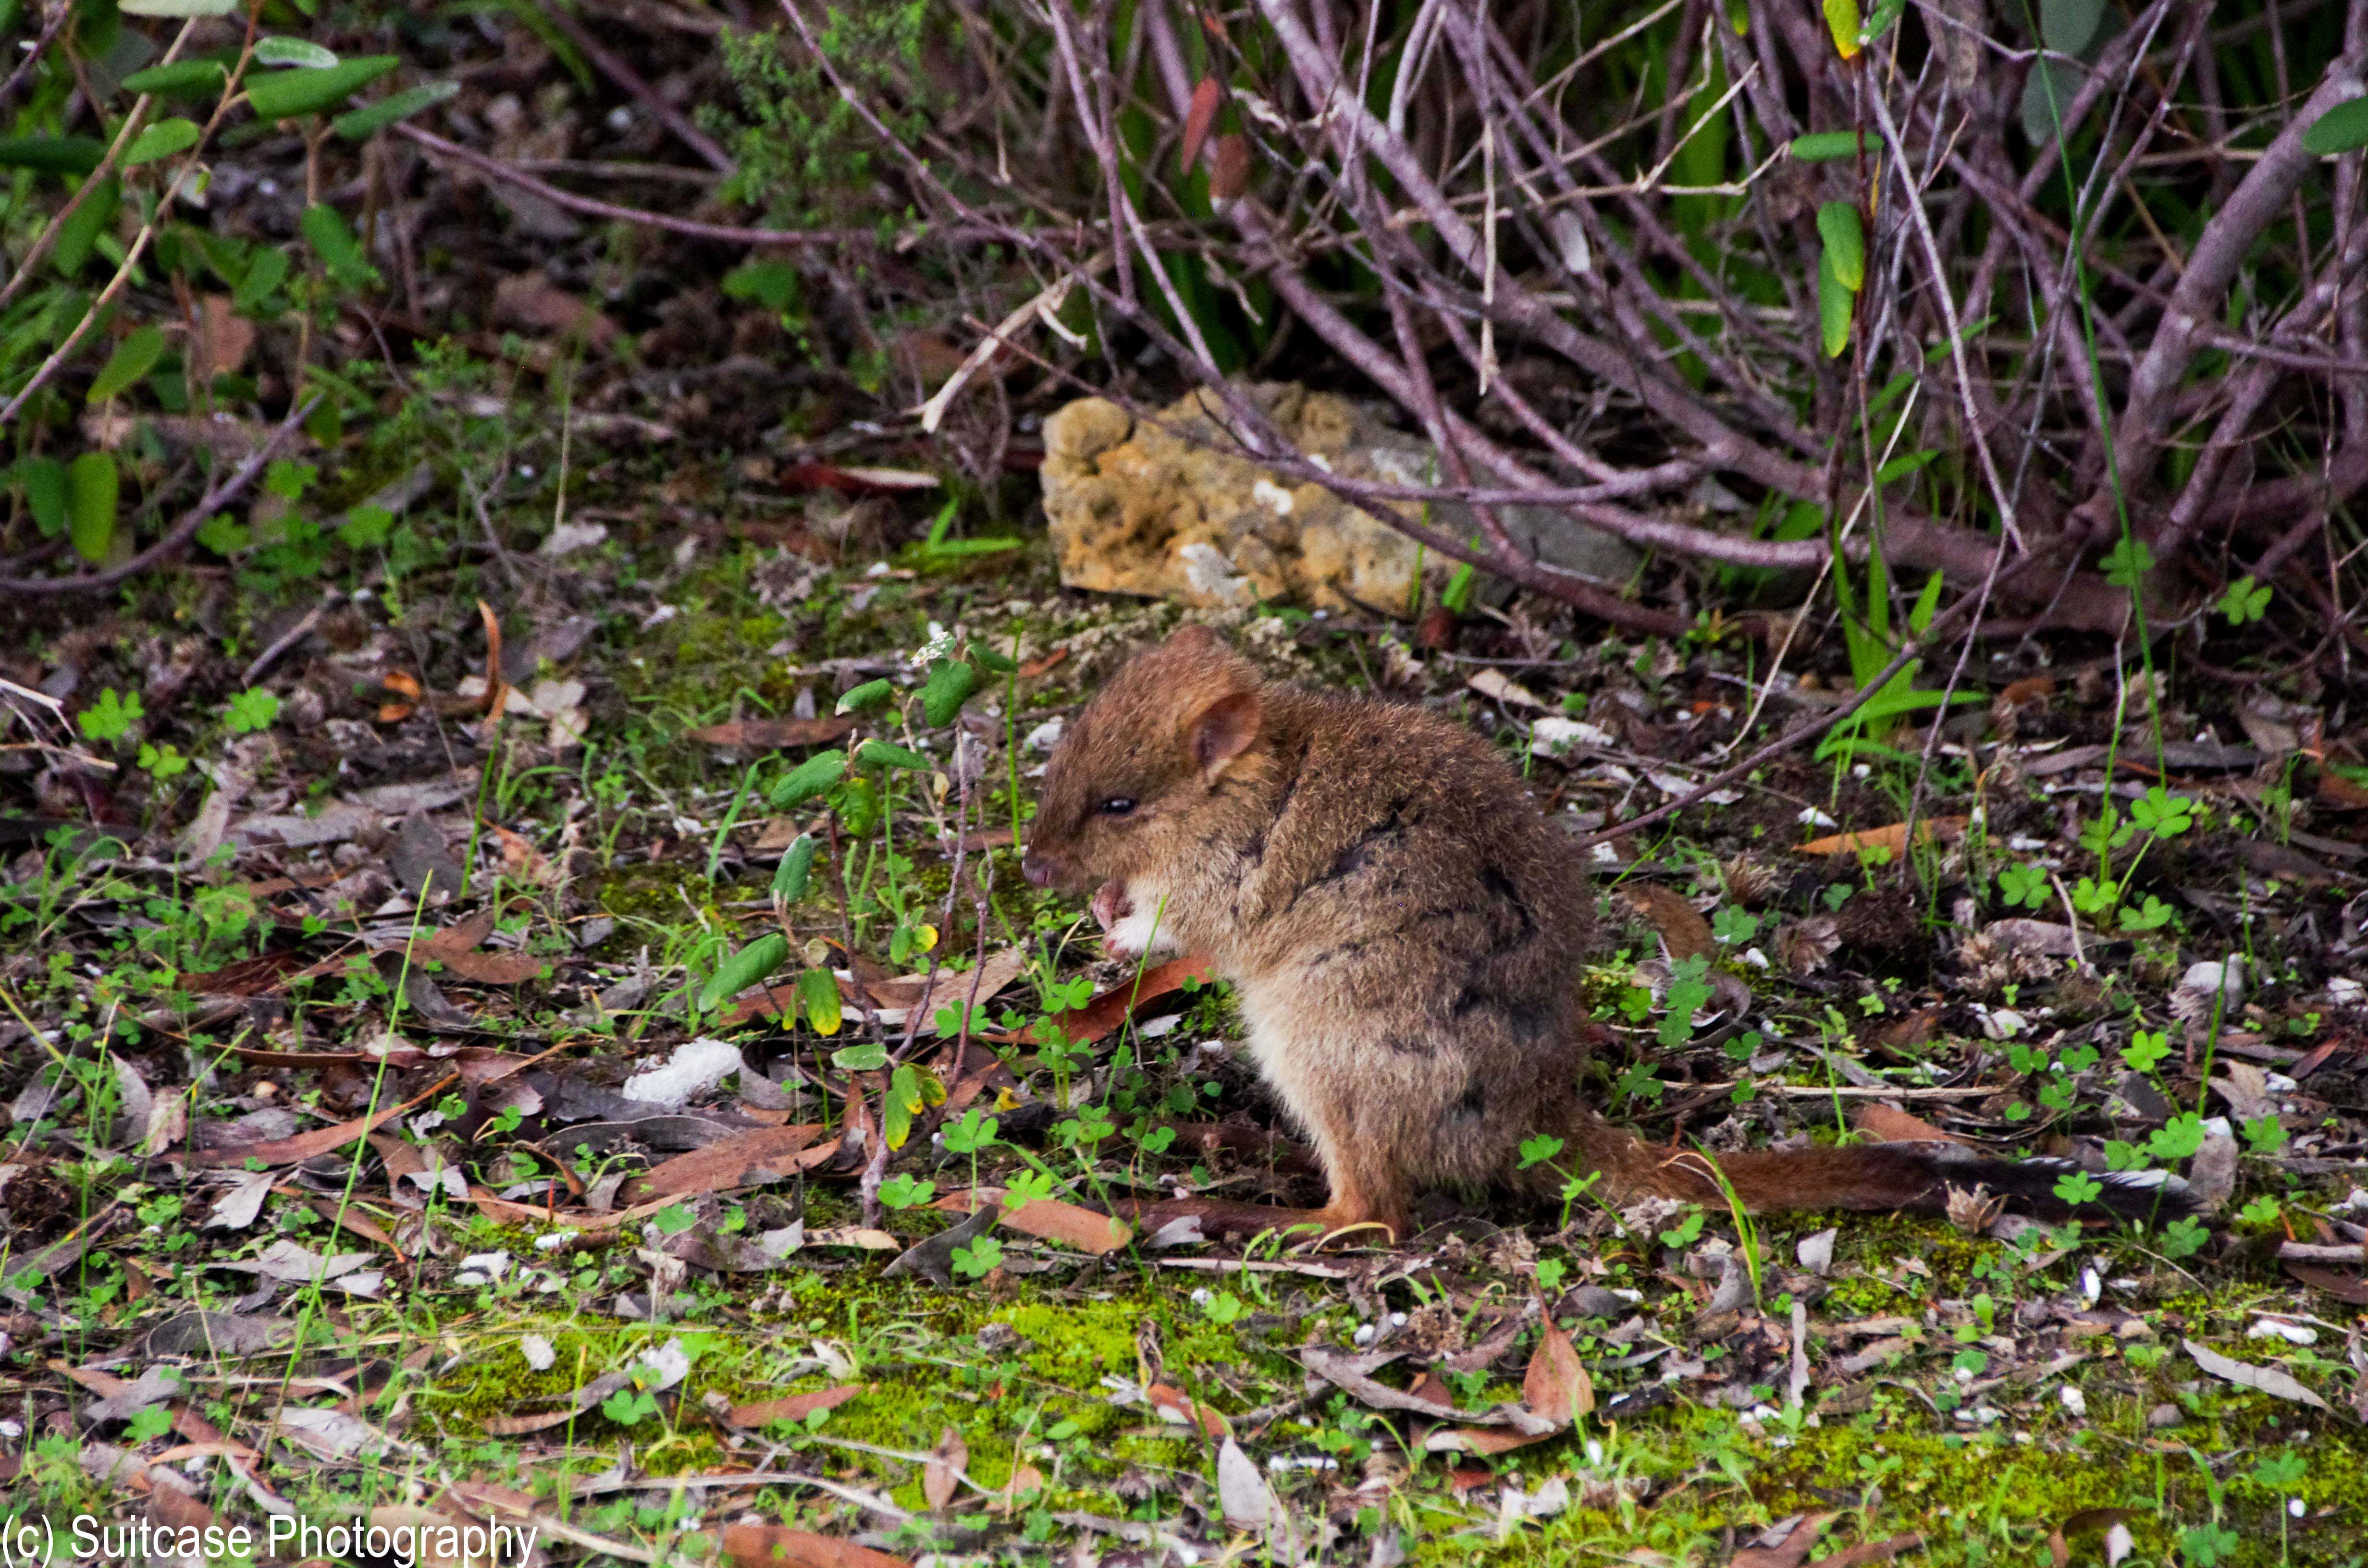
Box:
1798 807 1838 829
912 620 957 666
2059 1385 2086 1418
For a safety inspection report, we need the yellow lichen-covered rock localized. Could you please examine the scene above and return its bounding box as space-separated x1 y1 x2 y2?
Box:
1041 383 1433 616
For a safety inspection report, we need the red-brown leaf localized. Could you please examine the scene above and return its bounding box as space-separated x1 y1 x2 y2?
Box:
1180 77 1223 173
1209 134 1251 200
1522 1320 1592 1424
625 1124 833 1203
715 1525 911 1568
687 715 856 748
1003 954 1213 1047
727 1384 866 1428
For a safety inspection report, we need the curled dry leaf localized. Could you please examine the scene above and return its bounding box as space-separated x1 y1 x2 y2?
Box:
1797 817 1966 857
1772 917 1840 974
1147 1382 1232 1439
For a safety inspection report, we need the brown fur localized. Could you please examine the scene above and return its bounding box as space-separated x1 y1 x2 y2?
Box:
1023 626 2182 1240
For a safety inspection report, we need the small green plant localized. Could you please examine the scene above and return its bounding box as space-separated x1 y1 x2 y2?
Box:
223 688 282 734
76 688 142 744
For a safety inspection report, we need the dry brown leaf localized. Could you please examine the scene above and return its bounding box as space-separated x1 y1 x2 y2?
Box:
1622 884 1715 962
2184 1336 2329 1409
494 272 620 347
437 949 550 985
1209 133 1251 201
1523 1320 1593 1424
687 715 856 749
1180 76 1223 172
1815 1534 1925 1567
467 1189 686 1233
1798 817 1967 857
727 1384 866 1428
624 1125 832 1204
2284 1262 2368 1304
2319 769 2368 810
1853 1104 1961 1144
193 294 255 382
1000 955 1214 1047
1428 1320 1593 1455
923 1425 968 1510
948 1188 1133 1255
1000 1462 1045 1514
185 1095 424 1169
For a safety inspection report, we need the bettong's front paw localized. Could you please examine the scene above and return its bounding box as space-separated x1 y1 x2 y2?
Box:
1090 880 1142 961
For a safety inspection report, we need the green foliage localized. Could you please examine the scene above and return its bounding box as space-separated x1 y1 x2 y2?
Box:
1789 131 1866 161
1996 862 2049 909
1816 202 1866 292
836 679 894 715
223 687 282 734
718 9 941 227
771 750 848 811
77 688 142 744
244 55 398 122
86 327 166 402
65 451 117 563
699 932 790 1011
2216 575 2271 625
772 834 818 903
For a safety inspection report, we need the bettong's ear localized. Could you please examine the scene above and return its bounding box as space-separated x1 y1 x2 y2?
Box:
1186 688 1261 778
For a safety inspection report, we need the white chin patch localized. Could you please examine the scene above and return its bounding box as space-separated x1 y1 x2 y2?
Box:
1103 882 1180 963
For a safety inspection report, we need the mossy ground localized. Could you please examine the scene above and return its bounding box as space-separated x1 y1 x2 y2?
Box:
356 1190 2366 1568
10 515 2364 1568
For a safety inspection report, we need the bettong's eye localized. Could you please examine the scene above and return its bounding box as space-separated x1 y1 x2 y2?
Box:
1098 796 1137 817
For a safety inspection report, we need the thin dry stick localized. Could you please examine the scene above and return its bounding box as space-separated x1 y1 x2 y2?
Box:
392 123 974 247
0 395 319 596
0 0 71 112
536 0 736 173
